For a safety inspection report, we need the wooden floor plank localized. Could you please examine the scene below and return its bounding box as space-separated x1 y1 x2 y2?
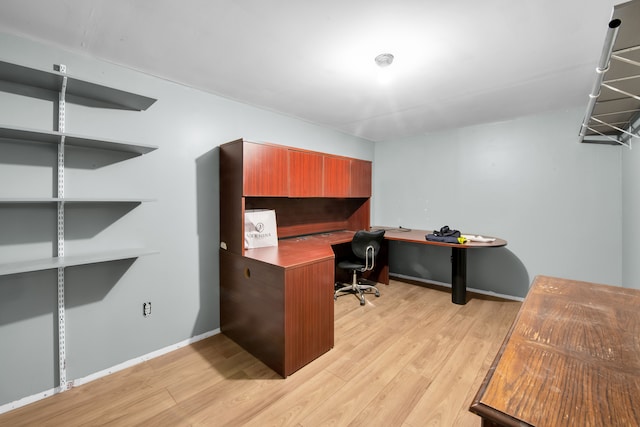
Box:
241 370 346 427
350 361 432 426
0 279 521 427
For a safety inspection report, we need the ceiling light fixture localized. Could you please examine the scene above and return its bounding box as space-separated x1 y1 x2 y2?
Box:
375 53 394 67
375 53 395 84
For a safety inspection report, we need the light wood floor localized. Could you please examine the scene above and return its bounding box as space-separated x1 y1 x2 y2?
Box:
0 279 521 426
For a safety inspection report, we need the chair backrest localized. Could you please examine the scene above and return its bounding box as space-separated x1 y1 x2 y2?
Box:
351 229 385 269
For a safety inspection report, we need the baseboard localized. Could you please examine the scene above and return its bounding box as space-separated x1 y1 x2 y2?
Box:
390 273 524 302
0 328 221 415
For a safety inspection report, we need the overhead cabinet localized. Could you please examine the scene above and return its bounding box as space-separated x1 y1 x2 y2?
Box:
287 149 365 198
323 155 351 197
350 159 373 198
289 149 323 197
243 142 289 196
233 139 372 198
220 139 372 253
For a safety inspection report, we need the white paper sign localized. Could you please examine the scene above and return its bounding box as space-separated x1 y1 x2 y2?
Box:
244 209 278 249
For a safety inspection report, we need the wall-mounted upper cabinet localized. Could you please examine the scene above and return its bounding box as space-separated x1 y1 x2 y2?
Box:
291 150 363 198
225 139 371 198
350 159 372 198
243 142 289 197
323 156 351 198
220 138 373 255
289 149 323 197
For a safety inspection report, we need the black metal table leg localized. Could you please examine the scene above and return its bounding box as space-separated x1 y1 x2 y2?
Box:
451 247 467 305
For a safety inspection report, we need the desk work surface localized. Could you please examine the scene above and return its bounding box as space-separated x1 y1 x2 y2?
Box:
243 230 355 268
243 227 507 269
470 275 640 426
372 226 507 248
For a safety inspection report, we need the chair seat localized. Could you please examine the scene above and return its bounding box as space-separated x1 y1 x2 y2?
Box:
337 259 366 270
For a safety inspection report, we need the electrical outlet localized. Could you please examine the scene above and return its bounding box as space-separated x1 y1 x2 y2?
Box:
143 302 151 317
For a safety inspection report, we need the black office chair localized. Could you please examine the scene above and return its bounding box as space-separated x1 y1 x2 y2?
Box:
334 229 385 306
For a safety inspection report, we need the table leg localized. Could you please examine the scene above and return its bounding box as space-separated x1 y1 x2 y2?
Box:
451 247 467 305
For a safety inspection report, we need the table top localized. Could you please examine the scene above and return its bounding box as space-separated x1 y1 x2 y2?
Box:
242 227 506 269
372 226 507 249
470 275 640 426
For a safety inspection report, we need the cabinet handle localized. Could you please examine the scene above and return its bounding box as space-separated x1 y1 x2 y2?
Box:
244 268 251 279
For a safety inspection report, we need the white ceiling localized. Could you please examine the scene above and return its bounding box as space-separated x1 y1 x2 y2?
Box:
0 0 624 142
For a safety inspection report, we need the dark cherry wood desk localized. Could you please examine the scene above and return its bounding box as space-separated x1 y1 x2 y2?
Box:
470 275 640 426
219 140 377 377
223 228 505 376
374 227 507 304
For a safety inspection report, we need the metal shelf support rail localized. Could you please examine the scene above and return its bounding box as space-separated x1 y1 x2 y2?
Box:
579 19 621 145
57 64 68 392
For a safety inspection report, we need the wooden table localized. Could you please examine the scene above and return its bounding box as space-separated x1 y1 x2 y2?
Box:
469 275 640 426
375 227 507 304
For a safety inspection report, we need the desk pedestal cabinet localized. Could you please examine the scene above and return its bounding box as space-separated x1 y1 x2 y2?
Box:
220 251 334 376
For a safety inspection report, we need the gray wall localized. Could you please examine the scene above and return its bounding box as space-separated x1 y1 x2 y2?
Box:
622 125 639 289
373 109 623 298
0 29 635 409
0 32 373 407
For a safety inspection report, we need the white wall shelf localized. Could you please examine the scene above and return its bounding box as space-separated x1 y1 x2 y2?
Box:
0 124 158 155
0 197 155 204
0 60 156 111
0 249 159 277
0 59 158 393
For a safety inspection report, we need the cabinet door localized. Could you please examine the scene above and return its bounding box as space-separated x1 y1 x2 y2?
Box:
289 149 323 197
284 258 334 376
220 250 286 376
323 156 351 197
243 142 289 196
350 159 372 197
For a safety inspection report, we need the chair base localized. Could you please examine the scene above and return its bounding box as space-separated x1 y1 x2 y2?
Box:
334 271 380 306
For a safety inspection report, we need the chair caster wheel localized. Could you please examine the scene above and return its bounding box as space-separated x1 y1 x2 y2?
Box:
360 299 365 306
375 291 380 297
